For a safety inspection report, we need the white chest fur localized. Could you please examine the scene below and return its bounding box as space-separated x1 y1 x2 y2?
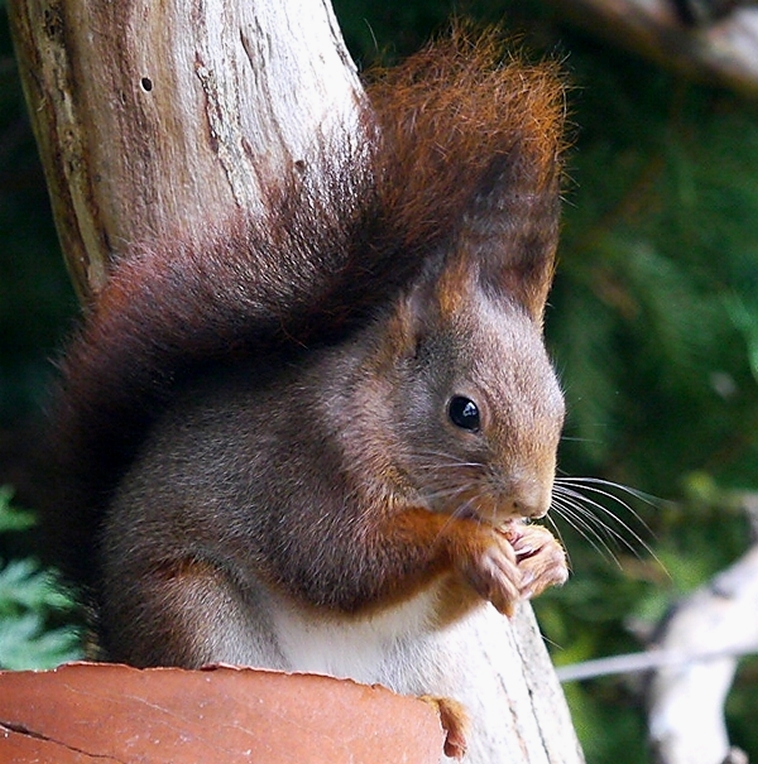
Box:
269 585 442 685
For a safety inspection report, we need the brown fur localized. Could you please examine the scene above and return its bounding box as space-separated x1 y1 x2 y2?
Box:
96 276 566 664
42 29 568 661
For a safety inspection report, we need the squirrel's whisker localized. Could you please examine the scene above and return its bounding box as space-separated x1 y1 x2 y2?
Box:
553 484 655 558
549 496 624 567
554 477 658 529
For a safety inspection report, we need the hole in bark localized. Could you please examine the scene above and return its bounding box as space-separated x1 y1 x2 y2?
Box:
141 78 153 92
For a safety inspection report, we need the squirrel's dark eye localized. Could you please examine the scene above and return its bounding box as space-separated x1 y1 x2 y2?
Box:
448 396 481 432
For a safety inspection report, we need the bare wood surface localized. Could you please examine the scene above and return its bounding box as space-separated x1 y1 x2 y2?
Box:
545 0 758 97
420 604 585 763
8 1 585 762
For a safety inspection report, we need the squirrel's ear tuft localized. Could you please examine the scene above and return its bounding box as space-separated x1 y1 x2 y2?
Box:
367 24 567 318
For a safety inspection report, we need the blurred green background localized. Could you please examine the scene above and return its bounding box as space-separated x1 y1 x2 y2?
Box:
2 0 758 761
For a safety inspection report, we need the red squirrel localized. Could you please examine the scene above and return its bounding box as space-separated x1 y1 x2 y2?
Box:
46 30 568 760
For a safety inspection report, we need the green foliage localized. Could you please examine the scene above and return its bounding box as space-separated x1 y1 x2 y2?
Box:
552 69 758 493
0 488 82 669
0 486 34 532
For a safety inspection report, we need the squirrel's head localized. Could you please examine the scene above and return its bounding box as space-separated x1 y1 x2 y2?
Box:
364 250 564 526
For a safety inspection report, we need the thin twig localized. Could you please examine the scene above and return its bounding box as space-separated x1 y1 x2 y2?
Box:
556 645 758 682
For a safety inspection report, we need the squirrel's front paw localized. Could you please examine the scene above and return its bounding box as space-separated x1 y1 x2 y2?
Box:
455 523 568 616
456 529 523 616
505 523 569 601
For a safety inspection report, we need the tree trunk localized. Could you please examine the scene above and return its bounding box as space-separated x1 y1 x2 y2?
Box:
8 0 365 301
8 1 585 761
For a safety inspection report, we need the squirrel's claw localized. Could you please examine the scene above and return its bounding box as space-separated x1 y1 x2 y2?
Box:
508 523 569 600
457 530 522 616
456 522 568 615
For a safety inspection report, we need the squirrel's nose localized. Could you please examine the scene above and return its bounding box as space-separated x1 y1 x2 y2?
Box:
511 500 549 520
522 502 550 520
510 482 553 520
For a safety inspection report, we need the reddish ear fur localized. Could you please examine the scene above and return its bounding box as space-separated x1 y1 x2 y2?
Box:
45 27 567 589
